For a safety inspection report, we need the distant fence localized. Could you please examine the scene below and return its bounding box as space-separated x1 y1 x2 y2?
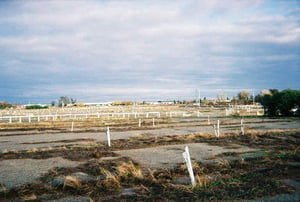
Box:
0 110 223 123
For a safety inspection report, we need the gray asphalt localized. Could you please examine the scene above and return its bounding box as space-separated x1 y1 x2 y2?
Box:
1 120 299 152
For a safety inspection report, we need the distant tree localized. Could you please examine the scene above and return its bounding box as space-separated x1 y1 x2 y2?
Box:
231 96 238 105
58 96 76 107
258 89 280 116
237 90 250 104
26 105 48 109
51 101 56 107
257 88 300 116
278 89 300 116
0 102 12 109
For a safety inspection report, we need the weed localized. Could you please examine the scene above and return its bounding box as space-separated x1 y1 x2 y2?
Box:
63 176 81 189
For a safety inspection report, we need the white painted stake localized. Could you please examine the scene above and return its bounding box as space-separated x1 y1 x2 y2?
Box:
182 146 196 187
217 120 220 138
213 125 217 137
138 119 141 127
152 118 155 127
106 127 111 147
71 122 74 132
208 115 210 125
241 119 244 136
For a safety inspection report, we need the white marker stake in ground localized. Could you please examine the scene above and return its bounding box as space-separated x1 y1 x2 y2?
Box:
217 120 220 138
138 119 141 127
71 122 74 132
208 115 210 125
106 127 111 147
213 125 217 137
152 118 155 127
241 119 244 136
182 146 196 187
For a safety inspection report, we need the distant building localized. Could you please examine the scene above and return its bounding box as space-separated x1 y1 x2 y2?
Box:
76 102 112 107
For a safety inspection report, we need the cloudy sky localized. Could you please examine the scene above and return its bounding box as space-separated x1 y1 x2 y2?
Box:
0 0 299 103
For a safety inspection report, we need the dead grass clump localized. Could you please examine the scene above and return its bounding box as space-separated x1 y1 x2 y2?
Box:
63 175 81 189
179 162 205 175
20 193 37 201
99 168 121 189
116 161 143 179
217 159 231 169
195 175 212 188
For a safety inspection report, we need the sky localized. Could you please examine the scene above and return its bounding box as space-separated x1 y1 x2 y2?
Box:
0 0 299 104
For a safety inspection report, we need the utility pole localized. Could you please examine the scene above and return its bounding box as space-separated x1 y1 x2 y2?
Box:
198 89 201 108
195 89 200 108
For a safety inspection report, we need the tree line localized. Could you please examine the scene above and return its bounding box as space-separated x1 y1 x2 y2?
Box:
255 89 300 116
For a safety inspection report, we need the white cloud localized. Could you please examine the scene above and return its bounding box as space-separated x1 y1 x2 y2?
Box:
0 0 299 102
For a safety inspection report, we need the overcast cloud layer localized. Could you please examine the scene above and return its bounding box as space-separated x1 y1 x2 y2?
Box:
0 0 299 103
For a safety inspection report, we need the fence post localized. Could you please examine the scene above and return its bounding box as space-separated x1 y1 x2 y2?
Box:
152 118 155 127
217 120 220 138
106 127 111 147
71 121 74 132
182 146 196 187
241 119 244 135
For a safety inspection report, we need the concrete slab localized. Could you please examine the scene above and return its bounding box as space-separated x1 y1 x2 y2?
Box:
0 157 80 189
115 143 258 169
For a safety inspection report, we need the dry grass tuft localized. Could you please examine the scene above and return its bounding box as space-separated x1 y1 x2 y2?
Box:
217 159 231 168
20 193 37 200
63 175 81 189
195 175 212 188
116 161 143 179
100 168 121 189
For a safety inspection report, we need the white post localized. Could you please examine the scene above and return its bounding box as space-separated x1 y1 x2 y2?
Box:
138 119 141 127
152 118 155 127
207 115 210 125
213 125 217 137
19 117 22 123
217 120 220 138
106 127 111 147
241 119 244 135
37 116 40 122
71 122 74 132
28 116 31 123
9 117 12 123
182 146 196 187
